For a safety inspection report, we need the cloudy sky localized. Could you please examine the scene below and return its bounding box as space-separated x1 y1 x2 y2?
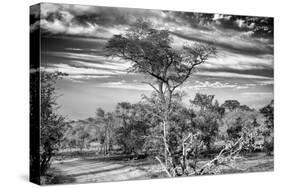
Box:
30 3 274 120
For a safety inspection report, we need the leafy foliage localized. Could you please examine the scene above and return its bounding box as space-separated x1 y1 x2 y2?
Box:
221 100 240 111
114 102 149 154
40 71 66 175
260 100 274 154
227 117 243 140
190 93 224 151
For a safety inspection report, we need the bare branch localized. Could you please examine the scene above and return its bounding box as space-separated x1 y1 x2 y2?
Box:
142 81 160 94
155 156 172 178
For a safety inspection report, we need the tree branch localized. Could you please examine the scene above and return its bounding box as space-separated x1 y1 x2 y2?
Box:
142 81 160 94
155 156 172 178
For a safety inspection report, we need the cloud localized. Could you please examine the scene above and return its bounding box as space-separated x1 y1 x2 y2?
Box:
33 3 274 42
96 81 153 91
33 3 131 38
32 3 164 38
202 52 273 70
241 92 273 98
42 49 134 83
170 29 273 56
195 71 272 80
65 74 111 83
40 18 115 38
70 60 129 71
196 51 273 79
65 48 84 51
166 14 273 56
259 80 274 85
182 80 271 91
44 63 125 76
44 51 104 61
43 51 131 71
33 3 273 60
45 50 107 61
185 81 238 90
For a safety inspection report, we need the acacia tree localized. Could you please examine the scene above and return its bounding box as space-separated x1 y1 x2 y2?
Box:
106 20 216 174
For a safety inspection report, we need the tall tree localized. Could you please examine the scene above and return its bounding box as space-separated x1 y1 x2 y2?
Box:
106 20 216 174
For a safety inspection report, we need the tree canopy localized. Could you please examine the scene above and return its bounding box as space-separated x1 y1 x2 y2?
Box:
106 19 216 107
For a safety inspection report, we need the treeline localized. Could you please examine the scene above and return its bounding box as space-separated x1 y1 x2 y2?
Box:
60 93 274 159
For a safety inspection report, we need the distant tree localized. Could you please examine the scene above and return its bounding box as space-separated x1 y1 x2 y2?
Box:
87 117 95 122
260 100 274 128
222 100 240 111
60 123 74 151
106 19 216 173
115 102 149 154
40 71 66 175
239 104 252 112
96 107 105 118
252 118 260 127
95 108 115 154
69 139 77 150
77 128 90 152
95 108 105 149
260 100 274 155
190 93 215 110
227 117 243 140
190 93 224 151
105 112 115 152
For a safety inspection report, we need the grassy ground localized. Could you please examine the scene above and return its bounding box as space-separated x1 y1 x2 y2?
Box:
46 152 273 185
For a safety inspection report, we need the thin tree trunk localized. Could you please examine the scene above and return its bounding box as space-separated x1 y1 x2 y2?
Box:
182 142 186 173
163 120 168 167
158 82 172 170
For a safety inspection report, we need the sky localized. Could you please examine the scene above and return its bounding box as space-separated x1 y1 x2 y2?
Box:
30 3 274 120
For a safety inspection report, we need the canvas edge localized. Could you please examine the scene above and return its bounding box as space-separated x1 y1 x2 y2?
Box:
30 2 41 185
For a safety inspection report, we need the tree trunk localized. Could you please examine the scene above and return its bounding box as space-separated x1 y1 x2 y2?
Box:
163 119 168 167
158 81 170 169
157 81 174 171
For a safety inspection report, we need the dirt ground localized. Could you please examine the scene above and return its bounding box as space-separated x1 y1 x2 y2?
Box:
48 153 273 184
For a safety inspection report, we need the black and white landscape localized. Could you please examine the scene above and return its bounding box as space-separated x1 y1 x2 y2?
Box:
30 3 274 185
